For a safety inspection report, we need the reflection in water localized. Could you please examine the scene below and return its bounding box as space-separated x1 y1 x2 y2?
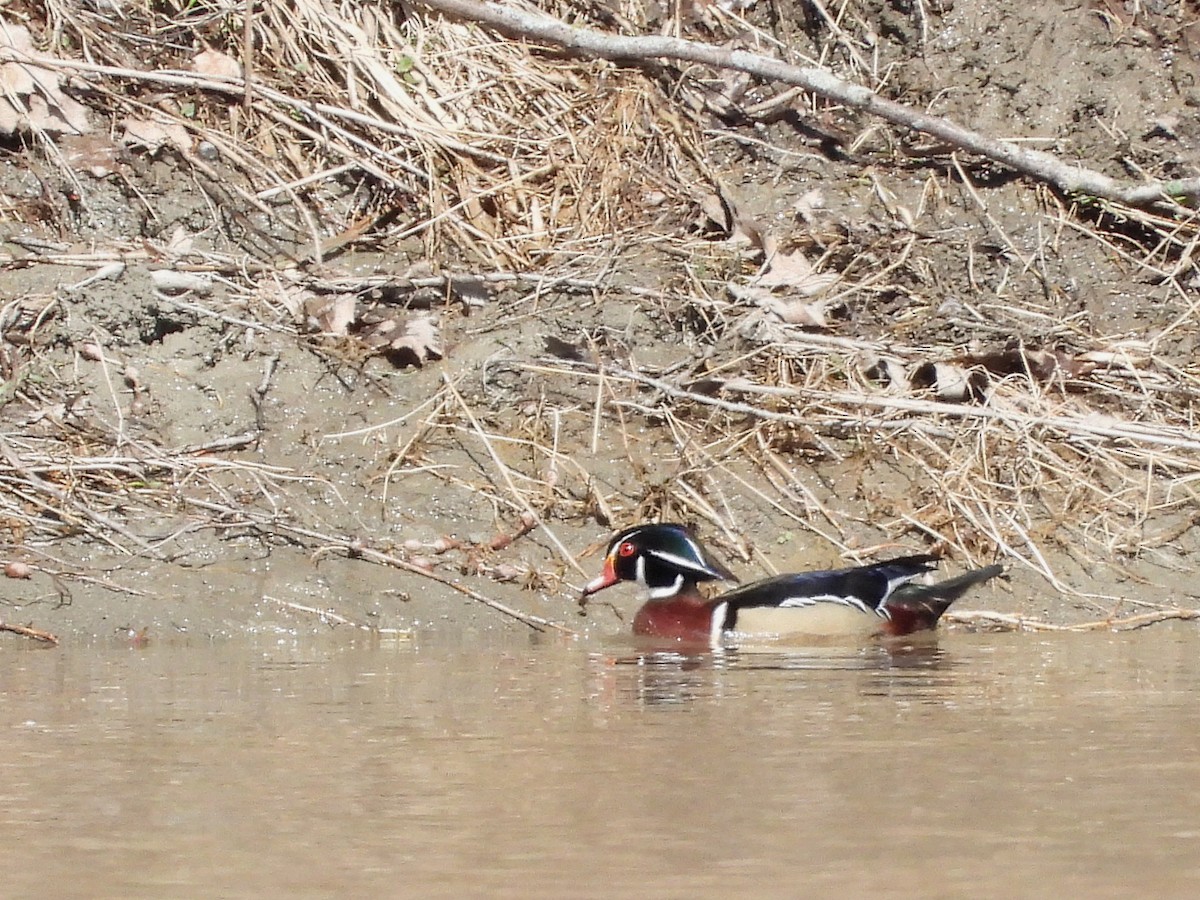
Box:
594 640 955 707
2 630 1200 897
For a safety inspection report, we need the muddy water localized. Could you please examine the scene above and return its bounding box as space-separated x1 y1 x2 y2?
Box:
2 628 1198 898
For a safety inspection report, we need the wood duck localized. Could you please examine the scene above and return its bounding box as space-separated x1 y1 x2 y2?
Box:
580 523 1003 645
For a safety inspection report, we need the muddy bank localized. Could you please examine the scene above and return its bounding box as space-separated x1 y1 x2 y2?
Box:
2 1 1200 642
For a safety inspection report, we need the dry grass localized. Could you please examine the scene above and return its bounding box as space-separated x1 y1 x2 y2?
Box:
38 0 713 266
2 1 1200 635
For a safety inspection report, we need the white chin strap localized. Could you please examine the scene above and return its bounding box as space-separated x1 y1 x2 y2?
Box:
636 556 684 599
646 574 684 600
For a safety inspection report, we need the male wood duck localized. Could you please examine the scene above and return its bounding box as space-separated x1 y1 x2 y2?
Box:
580 523 1003 644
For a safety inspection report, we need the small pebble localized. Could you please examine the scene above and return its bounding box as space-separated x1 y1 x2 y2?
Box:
493 563 521 582
431 536 459 554
78 342 104 361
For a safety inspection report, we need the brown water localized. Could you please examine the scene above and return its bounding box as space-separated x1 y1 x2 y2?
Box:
2 628 1198 898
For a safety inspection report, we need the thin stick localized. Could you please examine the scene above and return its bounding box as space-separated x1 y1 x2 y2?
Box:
0 620 59 645
946 607 1200 632
411 0 1200 209
263 595 413 635
242 0 255 111
441 375 586 575
530 361 1200 457
180 496 577 635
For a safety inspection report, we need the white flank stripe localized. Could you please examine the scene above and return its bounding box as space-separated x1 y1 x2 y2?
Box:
776 593 885 617
710 601 728 647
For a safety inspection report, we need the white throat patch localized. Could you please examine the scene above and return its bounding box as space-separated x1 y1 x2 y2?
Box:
636 556 684 599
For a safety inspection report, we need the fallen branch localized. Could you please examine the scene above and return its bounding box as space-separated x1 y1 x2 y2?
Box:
524 360 1200 457
946 608 1200 632
0 620 59 645
263 596 414 635
180 497 578 636
413 0 1200 210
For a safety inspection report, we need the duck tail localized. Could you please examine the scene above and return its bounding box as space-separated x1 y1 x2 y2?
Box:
883 564 1005 635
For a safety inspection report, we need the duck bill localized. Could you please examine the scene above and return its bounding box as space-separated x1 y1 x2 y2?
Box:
579 557 618 605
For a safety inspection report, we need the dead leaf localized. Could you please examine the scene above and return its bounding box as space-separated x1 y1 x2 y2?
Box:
755 249 838 295
861 354 909 393
59 133 118 177
694 186 765 251
122 116 191 154
320 295 357 336
764 296 831 327
384 313 442 367
729 282 833 330
446 275 492 309
730 211 765 251
697 191 731 234
793 189 826 223
911 362 989 402
0 20 92 135
958 347 1098 384
193 49 242 80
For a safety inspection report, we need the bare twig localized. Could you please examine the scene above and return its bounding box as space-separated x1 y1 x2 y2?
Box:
412 0 1200 209
441 375 586 576
0 620 59 645
179 497 577 635
263 595 413 635
947 608 1200 632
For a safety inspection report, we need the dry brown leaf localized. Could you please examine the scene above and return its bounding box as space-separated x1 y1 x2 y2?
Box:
911 362 989 402
730 211 765 251
59 133 118 177
862 354 909 393
756 249 838 295
385 313 442 367
194 49 242 80
697 191 731 233
729 283 830 327
765 297 830 328
312 294 356 336
959 347 1098 384
122 116 191 154
695 186 766 251
0 20 92 135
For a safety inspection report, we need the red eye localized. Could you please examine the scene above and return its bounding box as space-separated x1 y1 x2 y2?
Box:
617 541 637 558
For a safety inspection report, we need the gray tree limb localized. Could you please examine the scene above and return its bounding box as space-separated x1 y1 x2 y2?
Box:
413 0 1200 211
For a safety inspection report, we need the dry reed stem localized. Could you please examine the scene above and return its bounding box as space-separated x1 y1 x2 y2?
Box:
441 375 586 576
263 595 414 636
414 0 1200 209
946 608 1200 633
180 498 574 635
0 620 59 645
521 346 1198 586
16 6 709 261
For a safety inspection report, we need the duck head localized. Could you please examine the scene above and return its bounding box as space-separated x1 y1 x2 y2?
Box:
580 523 737 602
